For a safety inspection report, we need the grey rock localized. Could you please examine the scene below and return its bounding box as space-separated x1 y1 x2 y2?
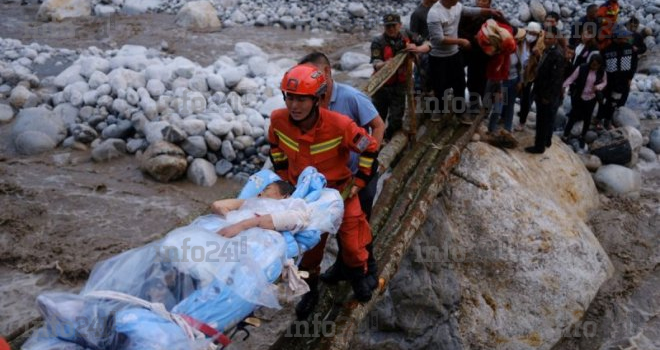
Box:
648 127 660 153
14 131 57 155
181 135 208 158
247 56 269 77
613 107 641 129
144 121 170 143
639 147 657 162
0 104 14 123
180 118 206 136
9 85 38 109
340 51 370 71
88 71 109 89
141 140 188 182
236 135 255 149
207 74 227 92
102 120 134 139
204 130 223 152
530 0 547 22
92 138 127 162
189 74 209 92
593 165 641 199
215 158 233 176
519 1 531 22
220 68 246 88
234 42 267 61
234 77 259 94
579 154 603 172
347 2 367 17
585 131 598 144
72 124 98 143
126 138 147 154
208 118 233 136
146 79 166 98
187 158 217 186
279 15 295 29
12 107 66 147
175 0 222 30
53 103 80 127
221 140 236 161
258 95 285 117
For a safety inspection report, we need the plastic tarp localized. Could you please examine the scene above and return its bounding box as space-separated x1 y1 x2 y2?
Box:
23 167 344 350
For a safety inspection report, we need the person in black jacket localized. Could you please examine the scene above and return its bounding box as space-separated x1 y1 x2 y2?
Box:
525 26 565 154
596 26 638 129
562 54 607 149
626 17 647 56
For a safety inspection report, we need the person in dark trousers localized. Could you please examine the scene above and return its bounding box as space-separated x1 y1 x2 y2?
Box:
525 26 565 154
371 13 421 139
597 26 638 129
515 21 544 131
409 0 438 94
562 54 607 150
569 4 601 47
459 0 493 113
427 0 502 123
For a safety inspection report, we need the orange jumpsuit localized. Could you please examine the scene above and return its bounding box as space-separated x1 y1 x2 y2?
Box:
268 107 379 273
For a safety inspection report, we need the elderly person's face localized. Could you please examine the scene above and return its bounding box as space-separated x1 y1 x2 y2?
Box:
385 22 401 37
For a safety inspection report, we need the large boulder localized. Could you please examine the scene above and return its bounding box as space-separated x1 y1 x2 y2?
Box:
37 0 92 22
590 129 633 165
9 85 38 109
175 1 221 30
11 107 66 155
519 1 532 22
91 138 127 162
593 165 641 199
140 141 188 182
356 141 613 349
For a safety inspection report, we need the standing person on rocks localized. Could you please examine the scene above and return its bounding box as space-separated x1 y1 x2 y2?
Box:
459 0 495 114
269 64 380 319
515 22 544 131
525 26 565 154
482 22 519 134
370 13 422 140
409 0 438 95
596 26 637 130
562 53 607 150
569 4 601 48
626 17 647 56
426 0 502 123
596 0 620 49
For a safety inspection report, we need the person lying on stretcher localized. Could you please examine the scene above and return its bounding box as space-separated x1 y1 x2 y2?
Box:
210 180 312 238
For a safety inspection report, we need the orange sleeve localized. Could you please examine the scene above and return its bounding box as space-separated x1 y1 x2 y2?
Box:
267 115 289 180
344 119 379 188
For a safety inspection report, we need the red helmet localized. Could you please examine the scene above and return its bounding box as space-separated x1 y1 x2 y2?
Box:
280 64 327 98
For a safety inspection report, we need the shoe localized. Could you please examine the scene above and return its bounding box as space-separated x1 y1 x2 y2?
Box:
295 274 319 320
350 274 374 303
431 112 442 122
514 124 525 132
459 114 473 125
524 146 544 154
320 264 347 285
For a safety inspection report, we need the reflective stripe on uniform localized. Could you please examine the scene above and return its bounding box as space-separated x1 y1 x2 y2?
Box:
274 129 299 152
358 156 374 168
271 152 288 162
310 136 343 155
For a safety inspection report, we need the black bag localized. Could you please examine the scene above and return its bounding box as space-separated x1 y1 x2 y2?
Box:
590 129 632 165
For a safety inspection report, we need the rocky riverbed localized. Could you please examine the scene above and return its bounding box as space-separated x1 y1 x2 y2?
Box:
1 0 659 349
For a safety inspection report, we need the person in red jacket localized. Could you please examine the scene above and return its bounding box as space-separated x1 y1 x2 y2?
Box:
269 64 380 319
596 0 619 49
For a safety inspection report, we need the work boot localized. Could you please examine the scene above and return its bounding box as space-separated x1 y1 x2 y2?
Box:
350 274 374 302
295 274 319 320
320 263 347 285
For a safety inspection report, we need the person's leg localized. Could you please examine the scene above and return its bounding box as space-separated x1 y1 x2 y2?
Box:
429 55 449 120
485 80 503 133
337 196 374 302
532 101 551 152
357 163 378 221
372 88 391 139
502 78 518 132
563 98 582 138
451 52 467 114
518 82 533 126
295 232 329 319
387 85 406 135
581 98 597 139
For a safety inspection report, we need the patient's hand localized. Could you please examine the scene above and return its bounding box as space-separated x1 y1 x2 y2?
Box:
211 199 244 216
218 223 243 238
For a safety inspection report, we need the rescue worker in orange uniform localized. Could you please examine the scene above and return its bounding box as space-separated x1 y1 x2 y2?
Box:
268 64 380 319
596 0 619 49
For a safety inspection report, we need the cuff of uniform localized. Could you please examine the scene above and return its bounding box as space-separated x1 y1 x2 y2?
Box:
353 177 366 189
